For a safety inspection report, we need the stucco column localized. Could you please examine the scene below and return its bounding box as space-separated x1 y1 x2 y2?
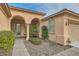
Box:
39 23 42 39
64 15 70 45
26 24 30 40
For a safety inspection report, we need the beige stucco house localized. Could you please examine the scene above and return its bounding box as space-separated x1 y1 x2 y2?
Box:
0 3 79 46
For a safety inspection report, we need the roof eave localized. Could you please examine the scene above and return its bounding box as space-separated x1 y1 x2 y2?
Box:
42 9 79 21
0 3 12 18
9 6 46 16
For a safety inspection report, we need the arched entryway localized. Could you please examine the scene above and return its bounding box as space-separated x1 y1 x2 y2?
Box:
30 18 40 38
11 15 26 37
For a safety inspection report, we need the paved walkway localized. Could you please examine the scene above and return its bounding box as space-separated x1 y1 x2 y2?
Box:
12 38 30 56
54 47 79 56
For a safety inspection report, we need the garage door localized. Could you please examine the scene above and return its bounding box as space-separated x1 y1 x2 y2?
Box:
69 24 79 47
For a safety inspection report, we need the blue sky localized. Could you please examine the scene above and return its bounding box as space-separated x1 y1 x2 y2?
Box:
9 3 79 16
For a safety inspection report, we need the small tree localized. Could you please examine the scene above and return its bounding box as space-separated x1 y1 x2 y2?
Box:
42 26 48 40
30 25 38 37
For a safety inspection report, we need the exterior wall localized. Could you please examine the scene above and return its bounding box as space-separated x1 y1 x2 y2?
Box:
0 8 10 31
54 14 64 45
45 15 65 45
48 33 56 42
42 14 65 45
41 20 48 27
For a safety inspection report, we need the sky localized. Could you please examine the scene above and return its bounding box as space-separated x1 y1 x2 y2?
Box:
9 3 79 16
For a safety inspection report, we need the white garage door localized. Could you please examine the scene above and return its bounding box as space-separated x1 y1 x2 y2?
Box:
69 24 79 48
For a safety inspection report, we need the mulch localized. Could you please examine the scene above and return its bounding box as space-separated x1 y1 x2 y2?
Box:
0 48 12 56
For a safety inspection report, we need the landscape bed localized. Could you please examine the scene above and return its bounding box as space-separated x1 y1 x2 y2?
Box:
24 39 71 56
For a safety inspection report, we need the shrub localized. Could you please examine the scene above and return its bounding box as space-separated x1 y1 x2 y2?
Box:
0 31 15 52
29 38 41 45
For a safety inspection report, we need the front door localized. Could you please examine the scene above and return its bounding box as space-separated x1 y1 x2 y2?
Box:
14 24 21 36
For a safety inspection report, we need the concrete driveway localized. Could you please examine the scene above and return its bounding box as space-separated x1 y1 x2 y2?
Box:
54 40 79 56
54 47 79 56
70 41 79 48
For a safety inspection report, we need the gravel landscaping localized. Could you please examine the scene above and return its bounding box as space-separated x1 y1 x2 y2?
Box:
24 39 71 56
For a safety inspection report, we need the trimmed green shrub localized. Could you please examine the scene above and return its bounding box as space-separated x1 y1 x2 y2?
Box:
29 38 41 45
0 31 15 52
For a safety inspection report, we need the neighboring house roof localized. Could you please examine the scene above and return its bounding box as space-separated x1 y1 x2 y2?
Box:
9 6 46 16
42 9 79 21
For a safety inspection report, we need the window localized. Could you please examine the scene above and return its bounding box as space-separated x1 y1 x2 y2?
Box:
48 19 55 33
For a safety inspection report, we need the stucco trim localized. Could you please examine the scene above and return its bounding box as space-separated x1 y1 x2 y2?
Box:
48 32 55 34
